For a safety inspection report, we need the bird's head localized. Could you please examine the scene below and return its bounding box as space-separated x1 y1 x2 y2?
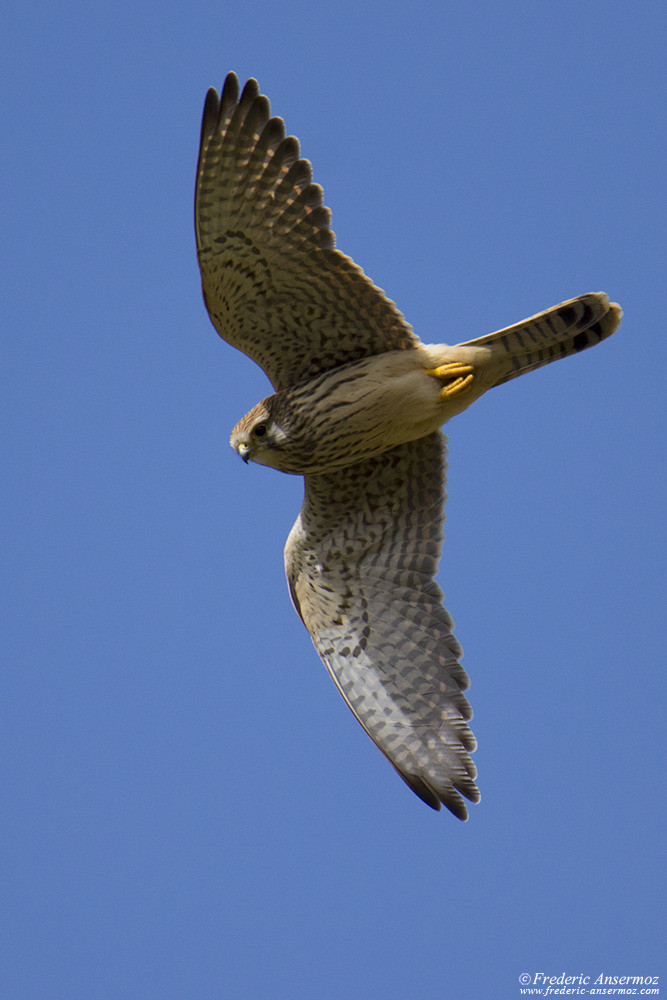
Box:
231 390 324 474
229 371 385 475
229 397 293 470
230 384 343 474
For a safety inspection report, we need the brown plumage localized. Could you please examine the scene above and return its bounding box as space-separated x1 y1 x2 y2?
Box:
196 72 621 817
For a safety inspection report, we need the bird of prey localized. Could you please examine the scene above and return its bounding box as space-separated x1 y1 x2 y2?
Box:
195 72 621 819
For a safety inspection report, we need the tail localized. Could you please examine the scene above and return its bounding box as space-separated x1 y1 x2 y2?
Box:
459 292 621 387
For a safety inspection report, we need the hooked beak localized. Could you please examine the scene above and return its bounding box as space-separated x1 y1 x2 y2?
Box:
237 442 252 464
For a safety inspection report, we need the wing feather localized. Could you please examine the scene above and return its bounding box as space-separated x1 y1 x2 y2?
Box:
285 432 479 819
195 72 417 390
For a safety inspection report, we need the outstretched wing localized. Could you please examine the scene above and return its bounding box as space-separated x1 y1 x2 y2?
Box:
195 73 417 391
285 432 479 819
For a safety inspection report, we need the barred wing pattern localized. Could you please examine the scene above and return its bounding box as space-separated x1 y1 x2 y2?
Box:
196 73 417 391
285 432 479 818
196 73 621 817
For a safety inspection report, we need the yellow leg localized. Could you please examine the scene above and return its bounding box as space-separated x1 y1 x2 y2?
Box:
425 362 475 401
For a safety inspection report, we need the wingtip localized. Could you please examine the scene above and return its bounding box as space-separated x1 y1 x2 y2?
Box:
200 86 221 143
220 70 241 108
402 771 479 820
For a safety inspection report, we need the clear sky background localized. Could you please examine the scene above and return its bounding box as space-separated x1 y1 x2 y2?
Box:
2 2 665 998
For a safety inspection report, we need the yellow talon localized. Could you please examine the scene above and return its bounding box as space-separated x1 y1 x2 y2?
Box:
425 362 475 401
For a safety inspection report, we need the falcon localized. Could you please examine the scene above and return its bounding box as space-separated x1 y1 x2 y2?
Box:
195 72 621 818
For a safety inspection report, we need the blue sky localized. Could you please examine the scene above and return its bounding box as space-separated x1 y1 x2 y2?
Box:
2 2 664 997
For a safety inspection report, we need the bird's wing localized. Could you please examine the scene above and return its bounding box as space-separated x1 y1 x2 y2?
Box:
285 432 479 819
195 73 417 391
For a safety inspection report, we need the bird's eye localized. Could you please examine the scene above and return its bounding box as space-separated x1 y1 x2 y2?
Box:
252 423 268 438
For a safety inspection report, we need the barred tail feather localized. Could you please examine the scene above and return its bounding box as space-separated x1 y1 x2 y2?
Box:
459 292 622 387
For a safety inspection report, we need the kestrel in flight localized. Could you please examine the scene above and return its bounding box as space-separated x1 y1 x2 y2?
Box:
195 72 621 819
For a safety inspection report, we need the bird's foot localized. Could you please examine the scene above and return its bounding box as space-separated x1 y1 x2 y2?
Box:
425 362 475 401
